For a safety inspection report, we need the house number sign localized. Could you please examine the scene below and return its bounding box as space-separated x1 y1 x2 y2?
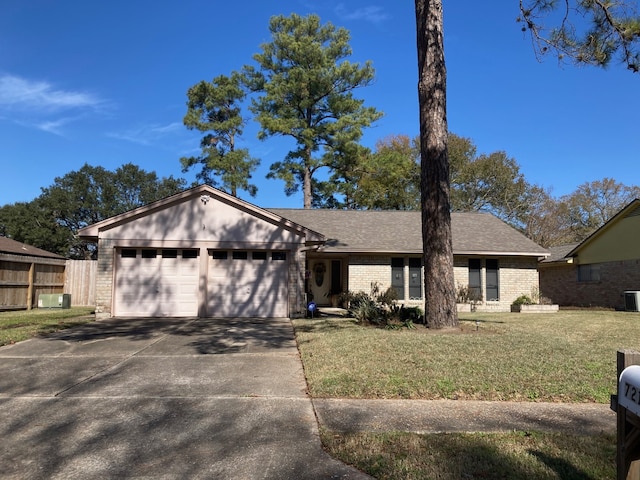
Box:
619 365 640 416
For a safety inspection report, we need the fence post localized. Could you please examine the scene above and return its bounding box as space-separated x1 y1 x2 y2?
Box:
615 349 640 480
26 262 35 310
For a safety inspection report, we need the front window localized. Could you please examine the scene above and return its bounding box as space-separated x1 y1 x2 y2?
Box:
391 258 405 300
578 264 601 282
408 258 422 299
468 259 482 301
486 259 499 301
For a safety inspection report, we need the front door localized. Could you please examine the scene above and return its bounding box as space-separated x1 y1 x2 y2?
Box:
310 260 331 305
309 259 343 306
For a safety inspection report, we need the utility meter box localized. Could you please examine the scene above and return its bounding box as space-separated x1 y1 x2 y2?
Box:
38 293 71 309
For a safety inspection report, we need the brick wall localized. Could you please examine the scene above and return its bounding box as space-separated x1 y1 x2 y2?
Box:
289 247 306 318
348 255 541 312
348 255 392 294
95 238 114 319
540 259 640 309
454 256 540 311
498 257 541 304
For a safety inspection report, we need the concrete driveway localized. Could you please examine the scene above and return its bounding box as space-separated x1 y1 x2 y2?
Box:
0 317 369 479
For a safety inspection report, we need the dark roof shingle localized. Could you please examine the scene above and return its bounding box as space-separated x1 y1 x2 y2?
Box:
540 243 579 263
269 209 548 256
0 237 65 259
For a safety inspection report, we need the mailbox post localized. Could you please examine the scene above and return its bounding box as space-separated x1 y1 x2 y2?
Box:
613 350 640 480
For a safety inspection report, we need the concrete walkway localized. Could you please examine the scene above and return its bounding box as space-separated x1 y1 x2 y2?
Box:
0 318 370 480
314 398 615 436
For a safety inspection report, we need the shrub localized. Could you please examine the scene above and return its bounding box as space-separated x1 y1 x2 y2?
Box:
346 283 419 329
456 284 482 304
512 294 534 306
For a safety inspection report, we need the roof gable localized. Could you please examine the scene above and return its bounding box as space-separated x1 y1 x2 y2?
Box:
567 198 640 264
78 185 324 244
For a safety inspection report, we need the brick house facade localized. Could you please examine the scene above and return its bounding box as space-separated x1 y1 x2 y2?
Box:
272 209 549 313
540 259 640 309
80 185 550 318
539 199 640 310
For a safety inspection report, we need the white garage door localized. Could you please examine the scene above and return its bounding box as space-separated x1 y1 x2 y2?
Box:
114 248 199 317
207 250 289 317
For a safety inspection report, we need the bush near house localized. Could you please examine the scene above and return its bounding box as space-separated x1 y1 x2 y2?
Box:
344 282 423 329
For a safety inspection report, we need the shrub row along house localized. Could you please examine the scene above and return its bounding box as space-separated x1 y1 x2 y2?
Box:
539 198 640 310
78 185 549 319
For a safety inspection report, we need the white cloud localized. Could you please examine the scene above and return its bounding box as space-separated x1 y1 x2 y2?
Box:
0 74 103 111
0 74 107 136
35 118 74 135
107 122 184 146
334 4 390 24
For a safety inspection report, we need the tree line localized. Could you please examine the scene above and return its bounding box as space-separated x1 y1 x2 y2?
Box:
1 138 636 258
0 164 186 259
320 132 640 249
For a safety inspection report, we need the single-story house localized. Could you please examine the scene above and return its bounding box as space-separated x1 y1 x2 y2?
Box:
539 198 640 309
78 185 549 319
0 237 66 310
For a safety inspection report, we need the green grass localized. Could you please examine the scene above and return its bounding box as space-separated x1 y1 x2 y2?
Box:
0 307 95 346
321 430 616 480
293 311 640 403
294 311 628 479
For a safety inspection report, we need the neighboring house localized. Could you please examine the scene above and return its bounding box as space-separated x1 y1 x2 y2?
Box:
0 237 66 310
79 185 549 319
539 199 640 309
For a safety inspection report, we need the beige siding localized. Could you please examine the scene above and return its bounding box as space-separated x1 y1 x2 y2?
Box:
577 214 640 264
92 197 309 319
102 196 301 246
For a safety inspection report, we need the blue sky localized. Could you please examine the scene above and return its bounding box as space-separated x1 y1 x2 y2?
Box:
1 1 638 209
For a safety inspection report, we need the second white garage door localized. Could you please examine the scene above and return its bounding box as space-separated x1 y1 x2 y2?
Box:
207 250 289 317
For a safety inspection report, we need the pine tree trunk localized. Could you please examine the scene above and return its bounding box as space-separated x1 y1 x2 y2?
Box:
415 0 459 328
303 147 313 209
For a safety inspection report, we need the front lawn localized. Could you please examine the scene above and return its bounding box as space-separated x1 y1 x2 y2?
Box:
294 311 628 479
321 430 615 480
0 307 95 346
293 310 639 403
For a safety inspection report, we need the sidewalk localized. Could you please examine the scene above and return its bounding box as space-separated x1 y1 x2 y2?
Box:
313 398 615 435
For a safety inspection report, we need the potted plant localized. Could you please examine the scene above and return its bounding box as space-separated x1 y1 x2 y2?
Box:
326 288 345 308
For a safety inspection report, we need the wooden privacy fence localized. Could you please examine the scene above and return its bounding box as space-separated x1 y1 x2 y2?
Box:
0 253 66 310
64 260 96 307
0 256 96 310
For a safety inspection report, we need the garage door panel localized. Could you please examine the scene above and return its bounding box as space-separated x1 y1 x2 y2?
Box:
114 249 199 317
207 251 289 317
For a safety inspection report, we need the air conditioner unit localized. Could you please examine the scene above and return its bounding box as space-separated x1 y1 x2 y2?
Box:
625 291 640 312
38 293 71 309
